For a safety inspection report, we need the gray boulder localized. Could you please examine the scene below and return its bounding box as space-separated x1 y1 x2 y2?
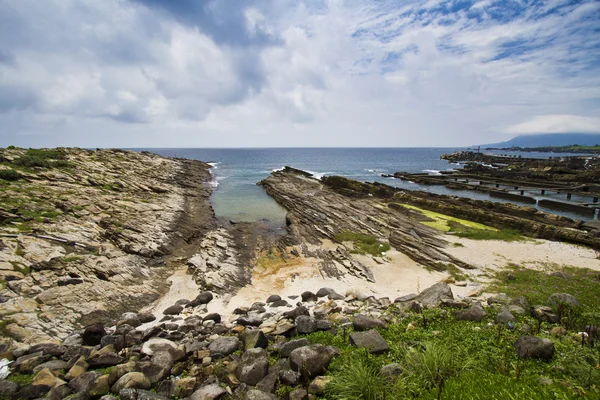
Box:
301 291 318 303
349 330 389 354
495 306 516 323
82 324 106 346
353 314 387 331
120 388 169 400
514 336 555 361
455 304 487 322
295 315 316 334
190 383 227 400
209 336 240 358
163 305 183 315
241 329 269 350
112 372 151 393
289 345 338 378
189 292 214 307
236 348 269 385
414 282 453 307
244 389 278 400
279 338 311 357
266 295 281 303
547 293 580 309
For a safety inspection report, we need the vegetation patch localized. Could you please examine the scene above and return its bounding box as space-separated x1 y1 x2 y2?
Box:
425 262 469 281
7 373 34 386
304 306 598 399
334 230 391 257
0 169 22 181
12 149 72 169
489 264 600 312
447 221 526 242
395 203 495 232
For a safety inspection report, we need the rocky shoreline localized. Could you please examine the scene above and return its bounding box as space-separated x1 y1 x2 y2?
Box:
0 148 217 345
1 150 599 399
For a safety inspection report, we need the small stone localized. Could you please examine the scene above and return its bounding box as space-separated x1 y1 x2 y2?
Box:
204 313 221 323
301 291 318 303
112 372 151 393
241 329 269 350
289 345 338 378
188 292 214 307
495 306 516 324
308 376 332 394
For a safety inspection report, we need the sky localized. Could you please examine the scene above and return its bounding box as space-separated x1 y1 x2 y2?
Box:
0 0 599 148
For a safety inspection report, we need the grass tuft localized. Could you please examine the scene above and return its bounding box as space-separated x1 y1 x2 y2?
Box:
334 230 391 257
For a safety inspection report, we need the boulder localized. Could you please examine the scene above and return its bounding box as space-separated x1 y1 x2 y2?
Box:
280 339 311 357
295 315 316 334
189 292 214 307
204 313 221 323
236 348 269 385
349 330 389 354
289 388 309 400
82 324 106 346
28 343 66 357
244 389 278 400
533 306 559 323
547 293 580 309
33 359 69 375
316 288 336 298
141 338 179 357
414 282 453 306
120 388 169 400
190 383 227 400
487 293 511 305
308 376 333 394
140 351 174 384
69 371 103 395
138 313 157 323
65 356 89 380
162 305 183 315
0 379 19 398
118 313 142 328
455 304 487 322
301 291 318 303
289 345 338 378
353 314 387 331
241 329 269 350
495 306 516 324
514 336 555 361
266 295 281 303
112 372 152 393
283 306 310 319
208 337 240 358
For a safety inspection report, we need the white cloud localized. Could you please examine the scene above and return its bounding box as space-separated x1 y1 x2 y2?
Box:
506 115 600 135
0 0 599 147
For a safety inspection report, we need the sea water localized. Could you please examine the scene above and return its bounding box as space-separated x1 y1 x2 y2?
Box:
140 148 593 224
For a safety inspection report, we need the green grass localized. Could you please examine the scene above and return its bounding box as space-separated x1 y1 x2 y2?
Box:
426 262 469 281
62 255 83 263
489 264 600 312
6 373 34 386
306 307 598 399
395 204 495 232
334 230 391 257
447 222 525 242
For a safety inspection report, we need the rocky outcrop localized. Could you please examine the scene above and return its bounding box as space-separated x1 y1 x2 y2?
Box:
0 148 216 346
259 170 474 281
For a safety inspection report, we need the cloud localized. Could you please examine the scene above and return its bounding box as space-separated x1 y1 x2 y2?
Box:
0 0 599 147
506 115 600 134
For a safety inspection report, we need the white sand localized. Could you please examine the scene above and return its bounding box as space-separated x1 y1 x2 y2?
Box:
146 235 600 321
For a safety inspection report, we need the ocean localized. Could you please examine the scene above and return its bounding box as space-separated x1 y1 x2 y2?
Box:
141 148 593 224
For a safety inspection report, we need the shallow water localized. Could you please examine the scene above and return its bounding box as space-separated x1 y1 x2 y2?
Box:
136 148 595 224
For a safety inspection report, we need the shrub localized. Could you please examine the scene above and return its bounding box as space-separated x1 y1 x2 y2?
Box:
13 155 51 168
402 341 465 400
0 169 22 181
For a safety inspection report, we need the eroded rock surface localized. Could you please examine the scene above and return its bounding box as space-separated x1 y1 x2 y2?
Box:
0 148 216 345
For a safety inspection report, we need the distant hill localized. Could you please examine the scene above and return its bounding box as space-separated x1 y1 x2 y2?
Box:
480 133 600 148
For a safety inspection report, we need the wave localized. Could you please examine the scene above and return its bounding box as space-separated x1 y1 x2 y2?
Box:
207 162 220 169
423 169 442 175
305 170 331 180
271 166 285 172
